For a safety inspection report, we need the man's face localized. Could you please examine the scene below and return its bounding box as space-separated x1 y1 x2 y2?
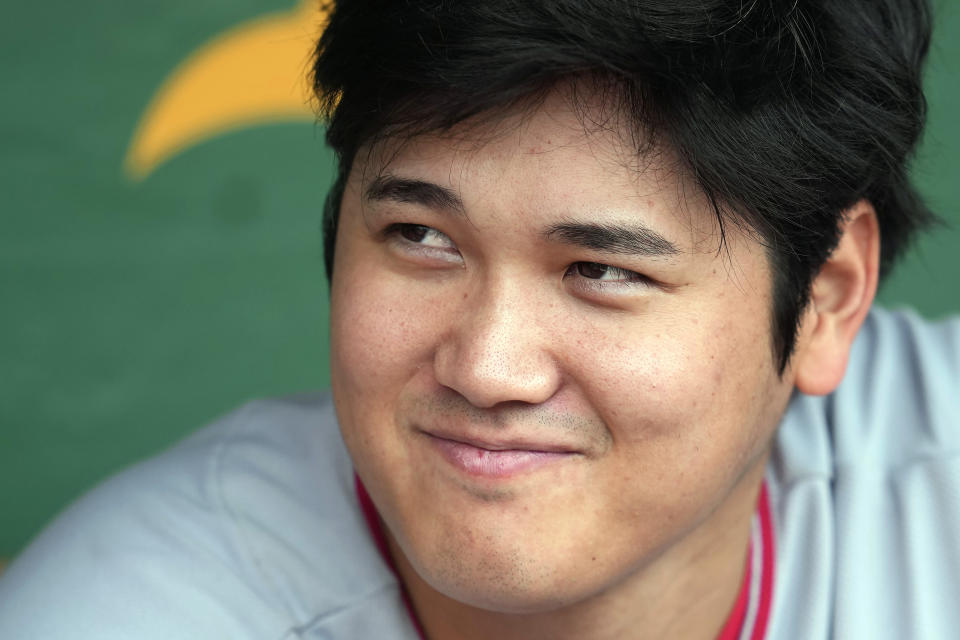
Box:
329 92 796 613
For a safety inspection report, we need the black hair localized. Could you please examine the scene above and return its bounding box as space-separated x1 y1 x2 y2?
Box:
312 0 937 372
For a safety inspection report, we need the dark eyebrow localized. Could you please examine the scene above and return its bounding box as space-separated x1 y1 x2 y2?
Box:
544 221 679 257
364 174 465 215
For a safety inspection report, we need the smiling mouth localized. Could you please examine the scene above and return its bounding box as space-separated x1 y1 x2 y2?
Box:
424 433 580 478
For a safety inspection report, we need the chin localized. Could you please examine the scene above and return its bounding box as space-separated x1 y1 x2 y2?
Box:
425 568 581 615
397 525 606 615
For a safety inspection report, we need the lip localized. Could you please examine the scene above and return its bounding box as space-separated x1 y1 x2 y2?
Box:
423 432 580 479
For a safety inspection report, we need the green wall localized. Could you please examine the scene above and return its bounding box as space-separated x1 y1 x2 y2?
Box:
2 1 958 558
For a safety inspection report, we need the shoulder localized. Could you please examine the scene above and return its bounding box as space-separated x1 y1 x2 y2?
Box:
833 307 960 462
768 308 960 639
0 392 415 640
775 307 959 477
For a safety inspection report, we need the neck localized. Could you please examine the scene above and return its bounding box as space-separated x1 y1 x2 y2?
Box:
388 455 768 640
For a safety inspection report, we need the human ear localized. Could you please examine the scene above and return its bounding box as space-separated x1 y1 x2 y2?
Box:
793 200 880 396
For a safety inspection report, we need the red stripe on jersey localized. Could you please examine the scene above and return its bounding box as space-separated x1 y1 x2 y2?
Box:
717 480 777 640
751 482 776 640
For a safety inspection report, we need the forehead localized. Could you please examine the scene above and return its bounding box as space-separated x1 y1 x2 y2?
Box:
350 88 748 259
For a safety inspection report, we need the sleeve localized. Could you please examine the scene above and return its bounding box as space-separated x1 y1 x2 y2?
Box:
829 308 960 639
831 308 960 466
765 308 960 640
0 406 291 640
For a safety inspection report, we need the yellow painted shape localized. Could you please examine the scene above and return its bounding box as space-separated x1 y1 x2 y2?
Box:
125 0 327 180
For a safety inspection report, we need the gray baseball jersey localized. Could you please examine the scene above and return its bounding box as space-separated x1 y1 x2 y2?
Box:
0 308 957 639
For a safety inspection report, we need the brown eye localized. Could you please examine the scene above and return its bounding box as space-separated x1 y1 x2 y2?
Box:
400 224 429 243
386 223 460 259
576 262 610 279
567 262 649 285
388 223 456 249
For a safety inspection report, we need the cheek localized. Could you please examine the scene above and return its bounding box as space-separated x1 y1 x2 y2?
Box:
331 279 418 394
575 308 778 479
328 259 440 484
329 232 445 384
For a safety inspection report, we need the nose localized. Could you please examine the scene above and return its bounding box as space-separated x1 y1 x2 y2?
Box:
433 281 562 409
